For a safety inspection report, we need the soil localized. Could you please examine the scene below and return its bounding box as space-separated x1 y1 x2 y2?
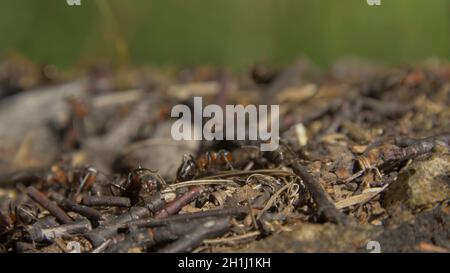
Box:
0 58 449 253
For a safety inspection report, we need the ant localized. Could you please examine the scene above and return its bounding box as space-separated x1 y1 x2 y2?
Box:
176 150 234 181
109 168 166 205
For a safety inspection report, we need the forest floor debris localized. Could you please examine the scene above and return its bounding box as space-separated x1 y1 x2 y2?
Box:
0 58 449 252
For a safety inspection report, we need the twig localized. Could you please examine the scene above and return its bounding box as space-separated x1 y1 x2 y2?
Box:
290 161 349 225
202 169 294 179
257 182 293 220
85 206 150 247
142 193 166 213
155 186 202 218
380 132 450 171
51 192 103 222
124 207 248 228
162 179 237 193
343 169 365 184
395 132 450 147
156 217 231 253
417 242 450 253
262 142 349 225
91 239 112 253
28 218 91 243
247 199 259 230
83 196 131 207
106 217 224 253
27 186 73 224
77 167 98 194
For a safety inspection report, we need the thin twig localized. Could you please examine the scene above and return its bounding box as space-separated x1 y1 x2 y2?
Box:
83 196 131 207
91 239 112 253
247 199 259 230
155 186 203 218
343 169 365 184
257 182 294 220
124 207 248 228
202 169 294 179
162 179 237 193
51 192 103 222
290 161 349 225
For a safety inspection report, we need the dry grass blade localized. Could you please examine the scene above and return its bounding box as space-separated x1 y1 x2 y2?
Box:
91 239 112 253
257 182 295 220
162 179 238 193
203 169 295 179
335 185 388 210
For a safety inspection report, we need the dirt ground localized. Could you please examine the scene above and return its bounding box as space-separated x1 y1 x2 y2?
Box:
0 58 449 253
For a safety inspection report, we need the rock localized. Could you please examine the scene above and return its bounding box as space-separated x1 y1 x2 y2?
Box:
232 223 379 253
112 121 200 181
82 96 161 174
375 206 450 252
0 81 85 175
0 80 86 140
384 153 450 210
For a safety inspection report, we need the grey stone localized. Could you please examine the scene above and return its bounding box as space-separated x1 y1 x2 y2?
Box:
113 121 200 181
384 153 450 210
0 81 85 176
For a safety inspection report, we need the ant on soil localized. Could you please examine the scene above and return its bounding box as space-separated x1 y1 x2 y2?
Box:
176 150 234 181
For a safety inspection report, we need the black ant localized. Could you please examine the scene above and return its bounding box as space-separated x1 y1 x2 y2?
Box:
109 168 166 205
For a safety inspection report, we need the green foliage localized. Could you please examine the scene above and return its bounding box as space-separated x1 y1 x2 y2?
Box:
0 0 449 69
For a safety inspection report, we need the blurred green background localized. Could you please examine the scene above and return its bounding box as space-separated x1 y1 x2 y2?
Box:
0 0 449 70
